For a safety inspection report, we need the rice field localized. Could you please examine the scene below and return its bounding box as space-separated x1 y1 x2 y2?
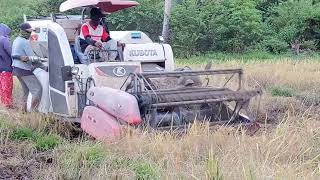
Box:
1 58 320 179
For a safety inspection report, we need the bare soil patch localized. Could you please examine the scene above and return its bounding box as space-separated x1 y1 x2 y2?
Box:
0 144 53 180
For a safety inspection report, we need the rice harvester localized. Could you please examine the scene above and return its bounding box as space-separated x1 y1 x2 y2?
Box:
25 0 262 140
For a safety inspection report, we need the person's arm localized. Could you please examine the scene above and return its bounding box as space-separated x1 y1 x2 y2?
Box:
23 40 35 57
85 36 96 46
101 18 110 34
12 55 28 62
11 39 29 62
101 27 111 42
3 38 12 55
82 25 96 46
10 39 38 66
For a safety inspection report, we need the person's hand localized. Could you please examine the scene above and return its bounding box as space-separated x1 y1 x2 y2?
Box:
20 56 29 62
117 42 125 48
95 41 103 49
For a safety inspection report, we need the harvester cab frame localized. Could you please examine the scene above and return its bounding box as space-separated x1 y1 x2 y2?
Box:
23 0 262 140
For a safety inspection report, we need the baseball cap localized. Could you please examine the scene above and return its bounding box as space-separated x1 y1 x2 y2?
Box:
19 23 34 31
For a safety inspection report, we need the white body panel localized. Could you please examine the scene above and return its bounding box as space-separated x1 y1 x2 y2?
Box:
48 23 74 66
110 31 153 44
163 44 175 71
48 23 76 117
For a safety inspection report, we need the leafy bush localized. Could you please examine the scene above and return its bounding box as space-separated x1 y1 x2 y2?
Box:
30 0 65 16
108 0 164 41
2 0 320 56
261 35 289 54
171 0 212 56
264 0 320 53
208 0 264 53
0 0 36 36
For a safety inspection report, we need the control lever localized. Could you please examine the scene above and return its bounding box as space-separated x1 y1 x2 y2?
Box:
29 56 48 63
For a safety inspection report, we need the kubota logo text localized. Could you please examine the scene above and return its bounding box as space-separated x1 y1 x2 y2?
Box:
129 50 158 57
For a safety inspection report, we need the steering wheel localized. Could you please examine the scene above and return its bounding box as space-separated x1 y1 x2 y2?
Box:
88 48 110 63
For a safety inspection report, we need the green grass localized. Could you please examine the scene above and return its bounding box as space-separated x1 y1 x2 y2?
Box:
131 162 159 180
10 126 61 151
0 116 11 131
243 167 257 180
269 86 296 97
56 143 107 179
34 134 61 151
59 143 106 168
207 152 223 180
83 145 106 167
10 127 38 141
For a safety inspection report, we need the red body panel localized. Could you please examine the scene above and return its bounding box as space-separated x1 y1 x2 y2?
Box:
87 87 142 125
81 106 121 141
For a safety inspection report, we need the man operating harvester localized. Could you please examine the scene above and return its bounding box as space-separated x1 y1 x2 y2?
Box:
12 23 43 112
80 8 118 62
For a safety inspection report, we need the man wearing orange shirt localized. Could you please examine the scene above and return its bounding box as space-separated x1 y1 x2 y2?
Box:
79 8 118 62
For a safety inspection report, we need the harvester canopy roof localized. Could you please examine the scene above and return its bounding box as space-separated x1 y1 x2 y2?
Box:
59 0 139 13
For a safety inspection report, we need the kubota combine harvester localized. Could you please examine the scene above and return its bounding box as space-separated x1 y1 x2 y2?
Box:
25 0 262 140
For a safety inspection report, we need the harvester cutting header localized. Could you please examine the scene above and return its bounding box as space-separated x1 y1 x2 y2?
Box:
23 0 262 140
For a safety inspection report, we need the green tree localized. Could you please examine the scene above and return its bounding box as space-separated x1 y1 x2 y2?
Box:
108 0 164 41
257 0 284 20
263 0 320 53
209 0 264 52
171 0 212 56
31 0 65 16
0 0 36 35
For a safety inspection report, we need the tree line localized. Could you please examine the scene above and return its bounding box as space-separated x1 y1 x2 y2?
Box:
113 0 320 56
1 0 320 57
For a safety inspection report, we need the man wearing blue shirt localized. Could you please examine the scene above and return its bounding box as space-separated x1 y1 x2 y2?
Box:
12 23 42 111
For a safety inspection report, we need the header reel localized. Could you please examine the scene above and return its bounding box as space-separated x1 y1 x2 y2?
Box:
122 68 262 129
